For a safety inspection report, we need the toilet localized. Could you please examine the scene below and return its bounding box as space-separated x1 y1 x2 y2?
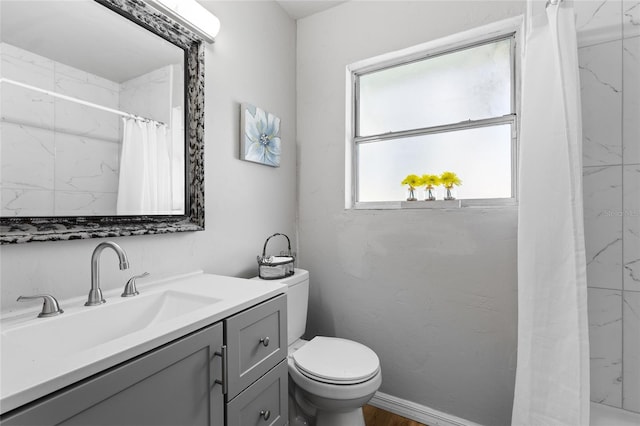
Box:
272 269 382 426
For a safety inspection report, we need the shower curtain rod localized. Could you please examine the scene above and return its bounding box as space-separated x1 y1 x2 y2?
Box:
0 77 165 125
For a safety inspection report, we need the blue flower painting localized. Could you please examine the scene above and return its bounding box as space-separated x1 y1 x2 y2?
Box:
241 103 281 167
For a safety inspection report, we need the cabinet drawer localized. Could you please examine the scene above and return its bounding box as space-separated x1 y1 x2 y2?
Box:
225 294 287 399
226 360 288 426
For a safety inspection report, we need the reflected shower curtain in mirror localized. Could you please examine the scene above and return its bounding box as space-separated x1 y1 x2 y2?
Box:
117 118 172 215
512 2 589 425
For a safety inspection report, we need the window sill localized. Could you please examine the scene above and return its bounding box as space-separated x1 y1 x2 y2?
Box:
352 198 517 210
401 200 461 209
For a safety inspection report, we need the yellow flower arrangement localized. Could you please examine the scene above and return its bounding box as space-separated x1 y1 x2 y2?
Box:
440 171 462 189
400 172 462 201
421 174 441 189
440 171 461 200
401 174 423 189
421 174 440 201
401 174 422 201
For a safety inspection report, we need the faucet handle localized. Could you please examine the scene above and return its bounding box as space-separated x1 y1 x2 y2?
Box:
121 272 149 297
17 294 64 318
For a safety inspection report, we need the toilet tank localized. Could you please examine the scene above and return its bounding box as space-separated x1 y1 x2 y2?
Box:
278 268 309 346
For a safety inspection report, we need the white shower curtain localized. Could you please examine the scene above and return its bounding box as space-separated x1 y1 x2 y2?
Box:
117 118 173 215
512 2 590 425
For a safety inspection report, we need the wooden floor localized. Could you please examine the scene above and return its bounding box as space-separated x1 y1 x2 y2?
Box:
363 405 427 426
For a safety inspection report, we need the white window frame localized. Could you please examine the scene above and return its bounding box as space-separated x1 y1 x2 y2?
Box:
345 16 524 210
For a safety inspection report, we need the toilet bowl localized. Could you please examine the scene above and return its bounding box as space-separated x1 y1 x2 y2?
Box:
288 337 382 426
254 269 382 426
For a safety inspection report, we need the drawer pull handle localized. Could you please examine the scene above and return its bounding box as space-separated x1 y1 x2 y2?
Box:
213 345 228 395
260 336 270 347
260 410 271 421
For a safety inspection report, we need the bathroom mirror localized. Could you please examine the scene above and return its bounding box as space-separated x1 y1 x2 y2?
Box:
0 0 205 243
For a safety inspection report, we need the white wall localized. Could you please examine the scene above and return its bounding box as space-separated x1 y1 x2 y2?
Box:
0 1 297 311
296 2 524 425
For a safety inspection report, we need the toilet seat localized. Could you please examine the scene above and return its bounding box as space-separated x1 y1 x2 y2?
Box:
292 337 380 385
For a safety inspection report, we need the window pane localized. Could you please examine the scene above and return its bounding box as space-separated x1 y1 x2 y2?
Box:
357 125 512 202
358 38 512 137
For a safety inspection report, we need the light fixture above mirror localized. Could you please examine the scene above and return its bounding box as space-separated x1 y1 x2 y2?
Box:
145 0 220 43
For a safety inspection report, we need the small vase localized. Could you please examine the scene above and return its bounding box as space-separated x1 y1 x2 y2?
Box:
406 187 417 201
424 186 436 201
444 187 456 200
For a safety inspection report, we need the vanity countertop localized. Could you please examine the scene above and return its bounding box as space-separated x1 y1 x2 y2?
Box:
0 271 286 415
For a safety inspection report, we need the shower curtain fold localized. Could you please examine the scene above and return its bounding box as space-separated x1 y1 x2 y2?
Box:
117 118 172 215
512 2 590 425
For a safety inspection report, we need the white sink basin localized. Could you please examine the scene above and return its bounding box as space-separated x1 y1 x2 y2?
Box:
0 271 287 415
1 290 220 360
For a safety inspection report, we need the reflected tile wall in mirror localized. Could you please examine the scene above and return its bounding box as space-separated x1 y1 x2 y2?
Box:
1 40 183 217
1 43 121 216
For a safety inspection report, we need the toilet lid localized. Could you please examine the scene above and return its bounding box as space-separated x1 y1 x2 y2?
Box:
292 336 380 384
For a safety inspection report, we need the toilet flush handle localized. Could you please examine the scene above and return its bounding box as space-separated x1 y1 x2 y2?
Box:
259 336 270 347
259 410 271 421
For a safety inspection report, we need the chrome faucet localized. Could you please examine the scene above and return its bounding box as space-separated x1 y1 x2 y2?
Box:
86 241 130 306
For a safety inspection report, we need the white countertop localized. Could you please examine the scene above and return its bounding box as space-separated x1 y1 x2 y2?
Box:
0 271 286 414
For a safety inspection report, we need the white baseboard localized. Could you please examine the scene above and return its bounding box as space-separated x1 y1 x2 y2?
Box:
368 391 483 426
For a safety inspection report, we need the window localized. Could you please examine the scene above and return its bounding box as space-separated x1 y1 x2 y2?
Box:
347 20 520 207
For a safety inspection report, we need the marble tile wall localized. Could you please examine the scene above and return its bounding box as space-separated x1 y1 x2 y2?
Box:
0 42 120 216
577 0 640 414
120 65 172 124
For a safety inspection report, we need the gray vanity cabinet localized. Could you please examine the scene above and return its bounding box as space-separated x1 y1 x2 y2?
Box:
225 294 288 426
1 323 225 426
1 294 288 426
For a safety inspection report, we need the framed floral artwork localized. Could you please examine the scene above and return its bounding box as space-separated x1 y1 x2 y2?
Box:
240 103 281 167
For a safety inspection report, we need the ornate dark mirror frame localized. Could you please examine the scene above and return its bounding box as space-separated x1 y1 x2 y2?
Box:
0 0 205 244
